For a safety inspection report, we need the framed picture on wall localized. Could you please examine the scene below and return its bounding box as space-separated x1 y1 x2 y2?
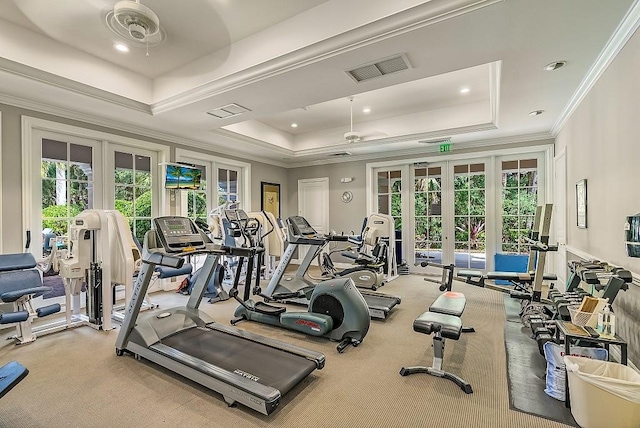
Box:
576 179 587 228
261 182 281 219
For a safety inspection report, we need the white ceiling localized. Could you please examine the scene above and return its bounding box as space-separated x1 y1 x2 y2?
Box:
0 0 637 167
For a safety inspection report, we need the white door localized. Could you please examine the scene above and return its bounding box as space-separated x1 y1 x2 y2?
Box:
298 178 329 262
554 148 567 286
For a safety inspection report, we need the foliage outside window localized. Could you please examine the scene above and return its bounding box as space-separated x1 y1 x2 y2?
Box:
501 159 538 254
453 163 486 269
414 167 442 262
114 152 152 243
377 170 402 230
41 139 93 237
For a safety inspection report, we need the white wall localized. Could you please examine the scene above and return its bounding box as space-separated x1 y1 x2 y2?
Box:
556 27 640 367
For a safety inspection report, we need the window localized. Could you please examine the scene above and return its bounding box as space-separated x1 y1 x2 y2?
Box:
187 164 207 223
114 151 152 242
377 170 402 230
414 167 442 263
218 167 239 205
453 163 486 268
41 139 94 237
501 159 538 254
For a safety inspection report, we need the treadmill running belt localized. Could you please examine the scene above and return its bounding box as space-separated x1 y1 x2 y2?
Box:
161 327 317 395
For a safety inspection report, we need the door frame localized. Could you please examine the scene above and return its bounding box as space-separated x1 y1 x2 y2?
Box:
367 143 554 274
21 116 170 252
296 177 329 263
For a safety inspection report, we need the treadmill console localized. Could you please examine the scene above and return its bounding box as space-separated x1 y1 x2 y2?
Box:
153 216 206 253
287 216 317 237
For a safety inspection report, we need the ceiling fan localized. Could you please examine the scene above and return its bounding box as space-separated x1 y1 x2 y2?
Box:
342 97 388 144
105 0 164 51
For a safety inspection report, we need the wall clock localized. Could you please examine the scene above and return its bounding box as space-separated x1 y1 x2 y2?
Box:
341 191 353 203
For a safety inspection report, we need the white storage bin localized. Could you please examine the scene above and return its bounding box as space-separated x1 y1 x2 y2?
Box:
564 355 640 428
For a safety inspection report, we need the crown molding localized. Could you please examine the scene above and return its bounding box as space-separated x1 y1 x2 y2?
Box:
286 132 553 168
151 0 502 114
0 93 289 168
0 58 151 113
209 129 294 157
551 0 640 137
293 122 498 158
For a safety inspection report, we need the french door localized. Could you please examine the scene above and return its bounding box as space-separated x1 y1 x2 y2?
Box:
30 130 103 260
412 159 488 274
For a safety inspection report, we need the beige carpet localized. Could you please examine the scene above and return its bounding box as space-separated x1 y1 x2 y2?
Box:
0 274 572 428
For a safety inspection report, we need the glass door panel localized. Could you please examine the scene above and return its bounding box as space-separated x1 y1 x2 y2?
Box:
375 169 403 261
414 166 442 264
453 162 486 269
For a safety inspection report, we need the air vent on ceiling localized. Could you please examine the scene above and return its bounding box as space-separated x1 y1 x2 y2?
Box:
206 103 251 119
418 137 452 145
346 54 411 83
329 151 352 157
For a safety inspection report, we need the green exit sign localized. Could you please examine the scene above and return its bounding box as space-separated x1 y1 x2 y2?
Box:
440 143 451 153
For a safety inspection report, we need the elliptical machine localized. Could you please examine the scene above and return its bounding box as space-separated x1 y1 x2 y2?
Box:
226 209 370 353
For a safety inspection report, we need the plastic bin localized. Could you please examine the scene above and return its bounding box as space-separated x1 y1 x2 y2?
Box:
564 356 640 428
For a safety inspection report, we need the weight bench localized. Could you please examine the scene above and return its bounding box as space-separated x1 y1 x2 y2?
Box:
400 291 473 394
0 253 61 344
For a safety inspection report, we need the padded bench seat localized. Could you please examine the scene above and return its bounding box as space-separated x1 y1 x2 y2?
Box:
429 291 466 317
414 311 463 340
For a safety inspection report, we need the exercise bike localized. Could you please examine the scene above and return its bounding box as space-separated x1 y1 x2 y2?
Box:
226 209 370 353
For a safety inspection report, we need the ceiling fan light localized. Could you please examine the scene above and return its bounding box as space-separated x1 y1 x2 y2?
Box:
128 23 147 40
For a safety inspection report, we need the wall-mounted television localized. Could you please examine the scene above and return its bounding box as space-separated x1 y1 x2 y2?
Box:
165 164 202 190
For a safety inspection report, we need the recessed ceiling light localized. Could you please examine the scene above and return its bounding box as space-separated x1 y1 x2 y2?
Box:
543 61 567 71
529 110 544 116
114 43 129 53
363 107 371 114
291 123 298 128
460 87 470 94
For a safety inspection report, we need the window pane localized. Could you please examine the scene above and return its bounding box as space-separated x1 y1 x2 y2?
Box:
115 185 134 203
69 164 91 181
469 174 485 189
455 217 469 241
42 161 66 179
42 139 67 161
134 188 151 217
428 217 442 241
469 190 485 215
391 194 401 216
70 143 92 164
115 151 133 170
218 169 228 193
390 176 401 193
377 172 388 193
454 174 469 190
415 217 428 241
378 195 389 214
415 193 428 216
70 182 91 211
454 190 469 215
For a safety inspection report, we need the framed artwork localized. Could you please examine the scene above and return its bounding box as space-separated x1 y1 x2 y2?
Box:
576 179 587 229
261 182 281 219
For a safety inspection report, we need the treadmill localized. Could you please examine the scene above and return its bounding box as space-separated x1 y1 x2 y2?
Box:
263 216 401 320
115 216 325 415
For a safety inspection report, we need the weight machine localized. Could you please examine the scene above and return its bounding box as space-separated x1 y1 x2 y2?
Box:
55 209 146 331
